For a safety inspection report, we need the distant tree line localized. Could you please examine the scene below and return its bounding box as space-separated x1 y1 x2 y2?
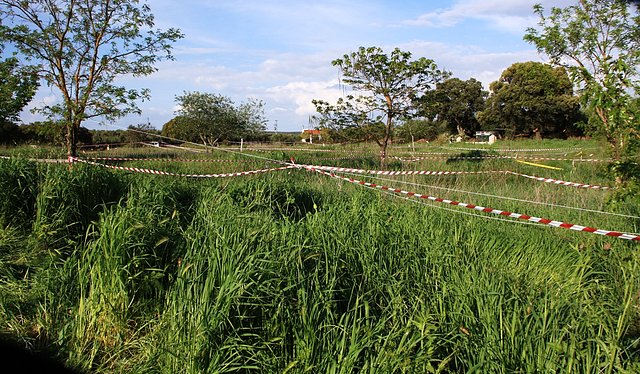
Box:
316 59 587 149
313 0 639 175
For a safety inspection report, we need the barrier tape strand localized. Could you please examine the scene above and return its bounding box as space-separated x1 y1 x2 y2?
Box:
299 165 638 241
72 157 295 178
302 164 613 190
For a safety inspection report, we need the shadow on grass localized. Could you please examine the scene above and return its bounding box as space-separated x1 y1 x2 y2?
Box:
446 150 495 164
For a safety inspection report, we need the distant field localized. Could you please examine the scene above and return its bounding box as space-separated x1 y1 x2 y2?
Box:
1 139 639 372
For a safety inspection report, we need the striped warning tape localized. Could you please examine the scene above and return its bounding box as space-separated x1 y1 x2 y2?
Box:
244 147 335 152
302 156 373 161
72 157 294 178
84 156 259 163
302 164 504 176
393 155 608 162
441 146 587 152
299 165 639 241
301 164 614 190
506 172 613 190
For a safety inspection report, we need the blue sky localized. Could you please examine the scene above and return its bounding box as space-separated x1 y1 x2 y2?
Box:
23 0 574 132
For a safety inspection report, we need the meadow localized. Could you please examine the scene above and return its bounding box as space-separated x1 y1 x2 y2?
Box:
1 139 639 373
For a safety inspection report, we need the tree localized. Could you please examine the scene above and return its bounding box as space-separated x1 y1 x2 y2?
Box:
0 53 38 124
236 98 268 141
418 78 487 137
0 0 183 159
167 92 267 145
477 61 582 139
161 115 193 144
0 120 20 144
395 118 446 143
126 122 157 144
524 0 640 158
312 46 449 164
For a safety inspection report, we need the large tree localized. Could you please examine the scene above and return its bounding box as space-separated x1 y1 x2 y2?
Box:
0 0 182 158
165 92 267 145
477 61 582 139
524 0 640 158
418 77 487 137
312 46 449 164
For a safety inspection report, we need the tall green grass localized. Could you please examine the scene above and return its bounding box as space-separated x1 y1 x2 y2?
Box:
0 144 639 372
0 158 39 230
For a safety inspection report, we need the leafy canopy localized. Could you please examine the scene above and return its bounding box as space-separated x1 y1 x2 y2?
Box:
477 61 582 139
0 0 183 156
313 46 449 161
0 54 38 123
164 92 267 144
418 78 487 137
524 0 640 157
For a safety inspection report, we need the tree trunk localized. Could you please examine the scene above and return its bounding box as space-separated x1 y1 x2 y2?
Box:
66 123 78 161
533 127 541 141
380 140 388 169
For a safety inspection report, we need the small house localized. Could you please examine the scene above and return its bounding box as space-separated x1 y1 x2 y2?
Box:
302 129 322 143
475 131 496 144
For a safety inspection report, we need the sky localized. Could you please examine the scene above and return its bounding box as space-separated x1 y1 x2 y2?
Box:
22 0 576 132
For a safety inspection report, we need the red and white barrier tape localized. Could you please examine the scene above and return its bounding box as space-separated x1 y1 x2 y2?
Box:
506 172 612 190
299 165 639 241
302 164 613 190
393 155 608 162
85 156 259 163
442 146 587 152
72 157 294 178
244 147 335 152
302 164 504 176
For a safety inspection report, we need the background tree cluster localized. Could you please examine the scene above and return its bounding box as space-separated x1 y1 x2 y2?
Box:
317 49 586 147
417 77 487 138
477 62 583 139
161 92 267 145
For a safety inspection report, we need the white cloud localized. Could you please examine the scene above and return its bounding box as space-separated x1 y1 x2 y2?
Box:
266 79 342 117
404 0 575 33
396 40 544 89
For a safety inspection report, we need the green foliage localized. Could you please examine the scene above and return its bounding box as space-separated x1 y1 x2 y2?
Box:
0 54 38 123
126 122 159 145
395 118 447 142
418 77 487 137
61 178 191 370
161 115 193 143
0 158 38 229
0 143 639 372
478 61 583 139
167 92 267 145
17 121 92 146
90 130 127 145
0 0 183 157
313 46 450 162
608 160 640 205
524 0 640 158
33 164 127 250
18 121 65 146
0 119 20 145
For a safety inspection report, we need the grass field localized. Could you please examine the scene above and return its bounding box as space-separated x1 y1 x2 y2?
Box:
1 139 639 373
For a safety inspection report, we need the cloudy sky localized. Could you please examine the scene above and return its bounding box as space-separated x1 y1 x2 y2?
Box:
23 0 575 132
